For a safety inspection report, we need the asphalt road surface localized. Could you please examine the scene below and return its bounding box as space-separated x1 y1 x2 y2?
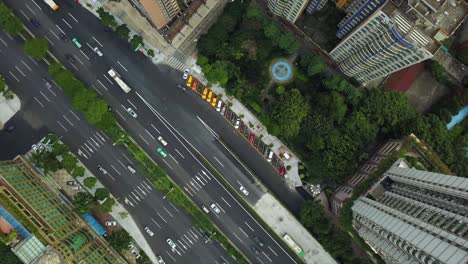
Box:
0 28 230 264
2 0 305 263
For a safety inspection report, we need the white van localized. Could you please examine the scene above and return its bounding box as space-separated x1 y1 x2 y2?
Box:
267 151 274 162
216 100 223 112
201 205 209 213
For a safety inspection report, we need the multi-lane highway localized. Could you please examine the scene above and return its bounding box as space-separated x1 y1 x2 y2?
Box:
1 0 303 263
0 26 232 264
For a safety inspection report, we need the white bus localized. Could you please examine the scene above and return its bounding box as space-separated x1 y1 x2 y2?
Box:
108 69 131 93
43 0 59 11
283 234 304 256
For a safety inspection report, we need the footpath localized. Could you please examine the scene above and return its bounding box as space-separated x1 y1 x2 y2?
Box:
0 86 21 129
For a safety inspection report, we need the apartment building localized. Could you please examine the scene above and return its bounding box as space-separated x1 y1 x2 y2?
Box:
133 0 181 30
266 0 310 23
352 163 468 264
331 140 402 215
330 0 467 83
0 156 124 264
305 0 329 15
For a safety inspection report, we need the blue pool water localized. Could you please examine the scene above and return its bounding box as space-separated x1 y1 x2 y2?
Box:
447 106 468 130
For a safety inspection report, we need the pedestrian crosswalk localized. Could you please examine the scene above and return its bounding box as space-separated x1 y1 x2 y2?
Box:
165 56 187 71
123 180 154 207
76 131 108 159
183 170 212 197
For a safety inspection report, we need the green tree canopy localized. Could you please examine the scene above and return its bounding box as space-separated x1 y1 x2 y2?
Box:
300 200 332 235
0 2 23 36
115 24 130 40
314 91 347 125
272 89 310 138
71 166 85 178
129 35 144 50
97 7 117 29
83 177 97 189
95 188 110 201
107 230 131 252
100 197 115 213
73 192 95 213
61 152 78 173
23 38 49 59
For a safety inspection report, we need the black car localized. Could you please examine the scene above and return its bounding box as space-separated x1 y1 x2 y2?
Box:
59 33 68 41
254 236 264 247
4 125 15 132
176 84 186 92
250 246 260 255
65 54 76 63
30 18 40 28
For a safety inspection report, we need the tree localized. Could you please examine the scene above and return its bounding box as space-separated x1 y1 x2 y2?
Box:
426 60 447 83
97 7 117 29
100 197 115 213
344 111 378 146
61 152 78 173
23 38 48 59
272 89 310 138
300 200 332 236
456 43 468 65
147 49 154 58
107 230 131 252
71 166 85 178
0 242 21 264
275 85 285 95
315 91 347 125
83 177 97 189
115 24 130 40
52 143 70 156
31 152 61 173
301 55 327 76
94 188 110 201
0 10 23 36
129 34 144 50
73 192 95 213
204 60 232 87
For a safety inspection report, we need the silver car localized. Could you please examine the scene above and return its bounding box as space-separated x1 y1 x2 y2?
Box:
127 108 137 118
166 238 176 249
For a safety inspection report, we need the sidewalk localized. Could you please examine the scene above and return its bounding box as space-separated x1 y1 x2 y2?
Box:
0 92 21 129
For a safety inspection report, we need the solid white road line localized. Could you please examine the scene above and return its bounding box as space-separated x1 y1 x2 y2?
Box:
183 186 194 197
70 63 78 71
57 121 68 132
127 99 138 110
117 159 126 169
34 97 44 107
103 74 113 85
19 9 29 19
162 159 174 170
62 115 74 126
111 164 121 175
144 129 155 140
122 153 133 164
169 154 179 164
74 54 84 65
91 84 102 95
55 24 65 34
92 36 103 47
175 148 185 159
263 251 273 262
69 110 80 120
5 34 13 40
245 221 254 232
40 91 50 102
186 184 196 194
96 79 108 91
79 50 90 60
31 0 42 10
233 233 244 244
21 60 32 71
138 134 150 146
117 60 128 71
62 18 73 29
268 246 279 257
166 251 176 262
256 257 265 264
150 123 160 133
28 57 38 66
44 36 55 46
169 202 180 213
157 213 167 223
48 29 59 40
221 197 231 208
15 66 26 77
213 156 224 167
0 37 7 47
68 12 78 23
183 234 193 245
162 206 174 218
86 42 93 50
25 4 36 15
151 218 162 229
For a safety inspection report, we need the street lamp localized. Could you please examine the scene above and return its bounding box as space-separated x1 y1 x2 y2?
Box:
112 134 126 146
163 187 174 199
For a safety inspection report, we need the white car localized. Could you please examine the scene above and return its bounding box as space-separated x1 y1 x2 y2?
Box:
240 186 249 196
156 255 165 264
234 119 240 129
31 144 38 151
105 221 117 226
182 69 189 80
97 165 108 174
93 47 103 56
127 165 136 173
144 226 154 236
166 238 176 249
210 203 221 214
131 249 141 259
127 108 137 118
157 136 168 146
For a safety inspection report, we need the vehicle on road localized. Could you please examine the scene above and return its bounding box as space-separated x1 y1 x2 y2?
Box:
43 0 59 11
105 221 117 226
30 18 40 28
144 227 154 236
166 238 176 249
66 181 76 186
216 100 223 112
201 205 210 213
156 255 165 264
157 136 168 146
267 150 274 162
176 84 186 92
72 38 82 48
108 69 131 93
157 147 167 158
211 96 217 107
42 78 52 89
251 246 260 255
65 54 76 63
234 119 240 129
240 186 249 196
93 47 103 57
186 75 193 87
127 165 136 173
254 236 264 247
127 108 137 118
191 79 198 91
59 33 68 41
97 165 108 174
210 203 221 214
4 125 15 132
72 186 82 191
183 69 189 80
131 249 141 259
206 90 213 103
201 88 208 100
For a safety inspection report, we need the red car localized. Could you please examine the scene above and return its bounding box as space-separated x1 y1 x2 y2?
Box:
279 167 286 177
249 133 255 144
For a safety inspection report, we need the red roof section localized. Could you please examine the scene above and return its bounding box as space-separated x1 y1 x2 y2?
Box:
385 63 424 92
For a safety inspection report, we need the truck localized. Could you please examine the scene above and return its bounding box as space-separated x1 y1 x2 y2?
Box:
108 69 131 93
43 0 59 11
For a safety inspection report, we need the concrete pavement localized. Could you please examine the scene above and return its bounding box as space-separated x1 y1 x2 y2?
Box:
0 85 20 129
